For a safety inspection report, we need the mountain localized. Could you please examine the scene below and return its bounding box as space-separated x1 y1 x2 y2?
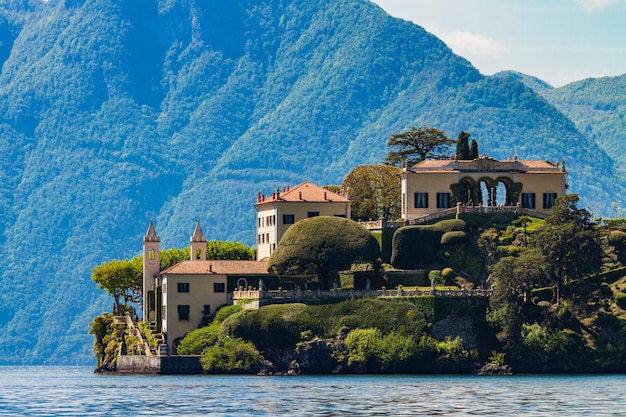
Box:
0 0 623 364
497 70 626 201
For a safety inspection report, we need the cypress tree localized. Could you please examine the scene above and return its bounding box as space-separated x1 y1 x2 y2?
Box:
470 138 479 159
455 131 471 160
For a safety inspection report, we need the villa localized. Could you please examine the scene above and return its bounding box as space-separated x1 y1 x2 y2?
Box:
142 220 271 354
401 155 567 221
255 182 351 260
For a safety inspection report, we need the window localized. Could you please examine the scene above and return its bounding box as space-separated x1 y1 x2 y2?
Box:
237 278 248 288
177 282 189 293
214 282 225 293
203 305 211 315
283 214 295 224
521 193 536 209
414 192 428 209
436 192 451 209
543 193 557 210
178 305 190 321
307 211 319 218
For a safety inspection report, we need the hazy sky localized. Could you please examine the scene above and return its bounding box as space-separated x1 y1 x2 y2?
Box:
370 0 626 87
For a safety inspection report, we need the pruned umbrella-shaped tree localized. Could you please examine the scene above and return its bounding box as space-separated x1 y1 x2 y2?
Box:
267 216 381 290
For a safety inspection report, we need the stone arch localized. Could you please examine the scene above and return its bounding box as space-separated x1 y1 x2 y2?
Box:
478 176 496 206
494 176 517 205
450 177 481 205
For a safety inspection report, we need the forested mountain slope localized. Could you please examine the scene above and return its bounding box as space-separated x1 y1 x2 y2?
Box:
0 0 621 364
497 70 626 183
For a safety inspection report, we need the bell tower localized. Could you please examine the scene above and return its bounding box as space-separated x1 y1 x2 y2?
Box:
190 219 207 261
143 219 160 321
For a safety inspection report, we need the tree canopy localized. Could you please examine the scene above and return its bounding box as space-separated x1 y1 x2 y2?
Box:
342 164 401 221
92 258 142 315
382 126 454 166
267 216 381 289
530 194 602 304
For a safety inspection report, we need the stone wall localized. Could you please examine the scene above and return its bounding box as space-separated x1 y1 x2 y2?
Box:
116 355 203 374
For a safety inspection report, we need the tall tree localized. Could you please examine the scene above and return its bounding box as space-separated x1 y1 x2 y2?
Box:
342 165 401 221
489 248 549 354
92 258 142 314
383 126 454 166
455 131 471 160
470 138 479 159
531 194 602 304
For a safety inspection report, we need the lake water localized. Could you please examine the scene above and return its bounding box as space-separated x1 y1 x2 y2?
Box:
0 367 625 416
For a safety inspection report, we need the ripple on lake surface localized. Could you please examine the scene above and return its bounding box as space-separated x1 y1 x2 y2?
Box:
0 367 625 416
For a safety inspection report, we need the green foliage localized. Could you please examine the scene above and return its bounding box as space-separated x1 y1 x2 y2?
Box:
200 338 264 374
521 324 587 369
88 314 124 367
224 299 427 352
177 304 242 355
441 267 455 279
137 321 160 352
428 270 444 288
342 165 401 221
608 230 626 247
371 228 394 263
383 125 454 166
267 216 381 289
391 226 439 268
455 131 471 160
531 194 602 304
206 240 254 260
390 219 466 269
440 231 467 245
487 350 505 366
616 293 626 310
92 258 142 314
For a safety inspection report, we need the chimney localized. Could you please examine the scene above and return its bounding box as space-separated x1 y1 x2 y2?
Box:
257 191 261 203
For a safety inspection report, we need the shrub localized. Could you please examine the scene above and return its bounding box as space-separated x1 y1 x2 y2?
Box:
391 226 439 268
441 267 455 279
345 328 382 368
608 230 626 247
200 338 264 373
177 304 243 355
488 350 506 366
432 219 466 233
440 231 467 245
616 293 626 310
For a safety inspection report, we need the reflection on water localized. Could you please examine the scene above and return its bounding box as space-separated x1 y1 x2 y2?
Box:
0 367 625 416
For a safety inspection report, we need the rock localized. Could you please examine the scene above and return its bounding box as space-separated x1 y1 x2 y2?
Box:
94 362 117 374
477 364 513 375
293 338 338 374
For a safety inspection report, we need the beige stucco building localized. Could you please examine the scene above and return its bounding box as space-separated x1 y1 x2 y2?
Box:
401 156 567 221
142 220 270 353
255 182 351 260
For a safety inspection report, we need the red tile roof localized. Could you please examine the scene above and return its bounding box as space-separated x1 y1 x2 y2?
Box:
256 182 349 205
158 260 269 276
